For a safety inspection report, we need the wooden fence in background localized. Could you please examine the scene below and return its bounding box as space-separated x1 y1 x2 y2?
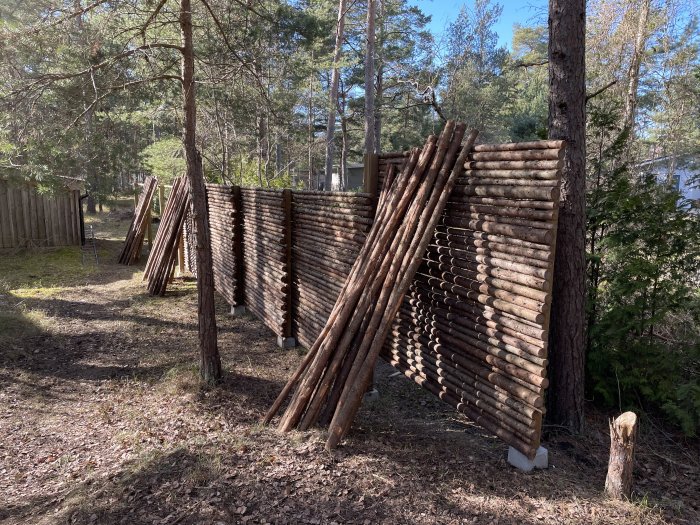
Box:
187 139 563 459
0 179 81 249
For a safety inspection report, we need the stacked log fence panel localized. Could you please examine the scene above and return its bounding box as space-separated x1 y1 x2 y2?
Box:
291 190 375 347
205 183 240 305
240 187 289 337
0 179 81 249
379 140 564 459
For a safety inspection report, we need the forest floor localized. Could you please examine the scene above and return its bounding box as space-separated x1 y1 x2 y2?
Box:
1 208 698 525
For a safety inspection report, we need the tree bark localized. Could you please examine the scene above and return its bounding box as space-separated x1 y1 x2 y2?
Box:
605 412 638 500
324 0 347 191
180 0 222 384
622 0 651 134
546 0 586 432
364 0 377 156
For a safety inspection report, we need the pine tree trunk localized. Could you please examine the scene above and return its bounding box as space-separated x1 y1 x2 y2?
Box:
364 0 376 155
180 0 222 384
324 0 347 191
546 0 586 432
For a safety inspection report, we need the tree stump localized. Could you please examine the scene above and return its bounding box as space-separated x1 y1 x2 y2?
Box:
604 411 638 499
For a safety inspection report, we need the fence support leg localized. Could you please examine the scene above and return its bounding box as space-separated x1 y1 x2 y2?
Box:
280 188 296 348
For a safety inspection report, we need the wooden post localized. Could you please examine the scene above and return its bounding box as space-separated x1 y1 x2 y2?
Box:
362 152 379 390
133 182 139 209
158 184 165 216
363 153 379 202
177 228 185 276
232 186 245 306
605 412 638 500
282 188 293 339
146 207 153 249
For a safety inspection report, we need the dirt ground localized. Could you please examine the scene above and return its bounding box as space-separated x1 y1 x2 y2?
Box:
1 210 698 525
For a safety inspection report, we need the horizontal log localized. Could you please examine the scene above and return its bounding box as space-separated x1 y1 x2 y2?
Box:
469 148 563 162
463 169 560 180
397 306 547 367
404 296 547 357
446 201 555 223
458 177 559 188
441 216 552 245
473 140 565 152
388 348 540 438
445 209 554 232
394 322 547 386
465 160 563 171
385 340 542 418
452 184 559 201
415 272 544 324
430 239 551 270
435 225 551 253
385 332 544 406
293 189 372 200
409 281 547 342
421 257 549 303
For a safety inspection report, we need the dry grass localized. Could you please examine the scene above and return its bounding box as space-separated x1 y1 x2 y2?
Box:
0 208 697 525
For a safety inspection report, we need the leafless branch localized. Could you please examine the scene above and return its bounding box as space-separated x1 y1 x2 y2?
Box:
586 80 618 102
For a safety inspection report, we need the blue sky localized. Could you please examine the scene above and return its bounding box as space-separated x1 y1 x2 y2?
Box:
408 0 548 49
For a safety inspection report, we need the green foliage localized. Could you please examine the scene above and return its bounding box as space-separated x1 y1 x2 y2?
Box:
141 137 186 184
587 165 700 435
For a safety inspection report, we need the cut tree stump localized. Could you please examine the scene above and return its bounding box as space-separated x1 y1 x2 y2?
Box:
604 411 638 500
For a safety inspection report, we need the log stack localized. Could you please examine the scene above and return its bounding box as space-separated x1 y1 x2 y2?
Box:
380 139 565 459
377 151 409 191
143 176 190 296
118 176 158 265
239 187 289 337
265 121 479 451
291 190 375 348
205 183 241 306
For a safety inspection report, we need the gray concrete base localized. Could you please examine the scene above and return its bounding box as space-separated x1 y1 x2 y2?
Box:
277 336 296 349
229 305 246 316
363 388 380 404
507 446 548 473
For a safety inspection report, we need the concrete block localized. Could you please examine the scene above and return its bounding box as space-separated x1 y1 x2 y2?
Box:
277 336 296 349
507 446 548 473
363 388 380 404
229 305 246 316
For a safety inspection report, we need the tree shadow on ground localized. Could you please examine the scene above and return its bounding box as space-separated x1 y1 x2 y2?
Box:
0 447 394 525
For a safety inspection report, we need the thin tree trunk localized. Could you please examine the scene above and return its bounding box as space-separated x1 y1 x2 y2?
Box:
546 0 586 432
622 0 651 134
308 60 314 189
340 114 348 190
364 0 377 155
324 0 347 191
180 0 222 383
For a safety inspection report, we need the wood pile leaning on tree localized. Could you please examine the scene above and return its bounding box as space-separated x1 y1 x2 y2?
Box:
264 121 479 451
118 175 158 265
143 176 190 296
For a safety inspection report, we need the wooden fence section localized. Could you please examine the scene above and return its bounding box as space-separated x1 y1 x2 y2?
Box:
379 140 564 459
239 187 290 338
0 179 81 249
195 138 562 458
205 184 241 306
291 190 374 348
